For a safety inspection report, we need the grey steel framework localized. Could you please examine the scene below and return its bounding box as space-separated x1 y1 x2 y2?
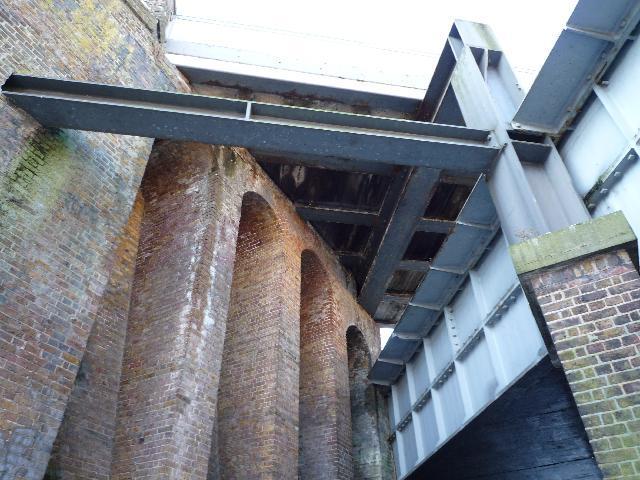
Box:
1 75 496 173
1 73 499 324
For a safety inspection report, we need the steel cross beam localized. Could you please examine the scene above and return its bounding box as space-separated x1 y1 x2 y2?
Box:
1 75 499 175
295 204 379 226
358 167 441 314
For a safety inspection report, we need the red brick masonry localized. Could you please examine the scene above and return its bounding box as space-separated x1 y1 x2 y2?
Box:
0 0 392 477
110 142 389 479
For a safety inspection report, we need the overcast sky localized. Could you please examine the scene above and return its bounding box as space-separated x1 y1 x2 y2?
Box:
175 0 578 91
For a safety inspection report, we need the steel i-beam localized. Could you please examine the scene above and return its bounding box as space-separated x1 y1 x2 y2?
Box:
1 74 500 175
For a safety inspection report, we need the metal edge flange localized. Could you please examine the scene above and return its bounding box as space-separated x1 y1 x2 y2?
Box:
413 389 432 412
585 149 638 210
457 328 484 360
485 284 522 327
396 412 413 432
432 362 455 389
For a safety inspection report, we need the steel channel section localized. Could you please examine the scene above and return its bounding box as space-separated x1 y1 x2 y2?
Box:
513 0 640 135
294 204 379 226
371 177 499 374
1 75 498 174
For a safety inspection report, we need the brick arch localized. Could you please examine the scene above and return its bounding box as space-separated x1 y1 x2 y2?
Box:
212 191 287 478
299 249 351 479
344 308 381 366
346 325 385 478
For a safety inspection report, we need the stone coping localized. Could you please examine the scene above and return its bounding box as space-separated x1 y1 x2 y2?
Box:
510 211 637 276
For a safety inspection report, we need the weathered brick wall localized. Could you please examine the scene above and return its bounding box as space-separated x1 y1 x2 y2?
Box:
111 142 236 478
0 2 391 476
527 250 640 479
348 326 391 479
216 192 291 477
299 250 347 479
0 0 187 477
222 148 384 479
45 192 144 479
114 140 385 478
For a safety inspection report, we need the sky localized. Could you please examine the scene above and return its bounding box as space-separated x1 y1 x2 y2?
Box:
171 0 579 348
173 0 578 92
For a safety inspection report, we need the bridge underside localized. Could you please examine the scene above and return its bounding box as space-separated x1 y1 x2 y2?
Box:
2 73 500 333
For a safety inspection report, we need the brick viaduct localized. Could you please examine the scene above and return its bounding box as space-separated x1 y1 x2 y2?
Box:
0 1 393 478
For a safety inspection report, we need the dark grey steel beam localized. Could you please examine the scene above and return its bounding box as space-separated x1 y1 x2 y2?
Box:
382 293 412 305
416 38 457 122
295 204 378 226
358 168 440 314
511 140 552 164
360 167 411 279
2 75 499 174
397 259 431 272
336 251 364 270
253 150 397 176
513 0 640 135
415 218 455 234
178 65 423 114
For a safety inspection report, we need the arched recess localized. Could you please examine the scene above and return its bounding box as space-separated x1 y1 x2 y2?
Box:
211 191 287 479
299 250 348 479
347 325 389 479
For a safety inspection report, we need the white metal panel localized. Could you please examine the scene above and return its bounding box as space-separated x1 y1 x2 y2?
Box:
387 231 546 476
594 163 640 246
484 295 545 386
561 98 628 195
457 338 499 412
411 346 431 395
605 36 640 130
450 280 483 344
399 422 419 474
433 372 465 437
165 16 430 94
395 373 412 418
414 398 439 457
426 320 453 376
586 35 640 245
471 235 516 313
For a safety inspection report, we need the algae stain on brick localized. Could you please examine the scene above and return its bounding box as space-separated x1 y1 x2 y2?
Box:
221 147 238 178
0 128 74 224
42 0 120 62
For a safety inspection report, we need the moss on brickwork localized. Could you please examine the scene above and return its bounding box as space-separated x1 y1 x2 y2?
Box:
0 0 186 477
525 250 640 479
0 128 73 222
221 147 238 178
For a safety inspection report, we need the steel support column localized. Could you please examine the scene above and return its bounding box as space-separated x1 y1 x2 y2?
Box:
424 21 590 244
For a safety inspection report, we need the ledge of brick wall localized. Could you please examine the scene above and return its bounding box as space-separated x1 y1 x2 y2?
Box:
510 211 637 276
